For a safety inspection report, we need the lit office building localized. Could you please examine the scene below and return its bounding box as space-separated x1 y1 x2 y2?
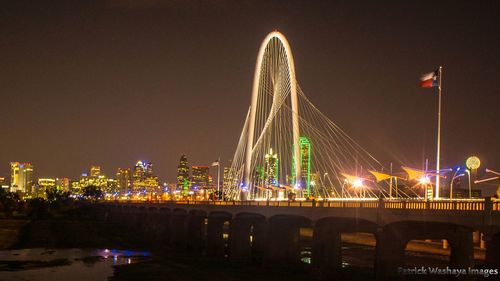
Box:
0 177 8 190
107 179 118 193
55 178 70 192
299 137 311 195
264 149 278 187
223 166 232 191
78 166 108 191
176 155 190 192
38 178 56 198
116 168 131 193
90 166 101 177
132 161 158 192
11 162 34 194
191 166 209 190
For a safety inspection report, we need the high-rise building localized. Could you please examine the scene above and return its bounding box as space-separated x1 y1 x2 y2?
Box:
291 137 312 195
107 179 118 193
11 162 34 194
79 166 108 191
223 167 232 191
191 166 209 190
299 137 311 195
116 168 131 193
55 178 70 192
0 177 8 190
38 178 56 197
264 149 278 187
132 161 158 192
176 155 190 192
90 166 101 177
10 162 20 192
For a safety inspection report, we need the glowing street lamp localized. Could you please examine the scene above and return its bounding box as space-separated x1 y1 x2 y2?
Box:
418 176 432 199
419 176 431 185
352 178 364 188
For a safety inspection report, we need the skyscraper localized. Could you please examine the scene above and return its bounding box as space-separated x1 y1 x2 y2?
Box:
55 178 70 192
176 155 190 193
299 137 311 196
11 162 34 194
90 165 101 177
38 178 56 198
78 166 108 191
10 162 20 192
291 137 312 195
264 149 278 187
116 168 131 193
132 161 158 192
191 166 209 190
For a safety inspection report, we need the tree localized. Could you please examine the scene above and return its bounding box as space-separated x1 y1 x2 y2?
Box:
0 188 21 217
82 185 103 201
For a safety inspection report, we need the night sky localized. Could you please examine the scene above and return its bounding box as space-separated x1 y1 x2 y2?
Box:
1 0 499 182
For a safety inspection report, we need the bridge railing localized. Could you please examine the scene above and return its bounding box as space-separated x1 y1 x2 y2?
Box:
125 198 500 211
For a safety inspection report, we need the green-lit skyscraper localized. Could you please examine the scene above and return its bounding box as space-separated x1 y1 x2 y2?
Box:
176 154 190 194
300 137 311 195
292 137 311 196
264 148 278 187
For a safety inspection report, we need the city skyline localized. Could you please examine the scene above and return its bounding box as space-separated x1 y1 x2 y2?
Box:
1 1 499 182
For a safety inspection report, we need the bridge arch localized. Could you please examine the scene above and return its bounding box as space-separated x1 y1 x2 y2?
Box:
244 31 301 196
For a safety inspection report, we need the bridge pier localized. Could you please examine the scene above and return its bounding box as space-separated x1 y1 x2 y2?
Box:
375 222 475 281
206 212 232 257
485 231 500 266
313 217 378 280
449 227 474 268
186 210 207 253
312 223 342 279
170 208 188 251
229 213 266 262
263 215 310 266
374 228 405 281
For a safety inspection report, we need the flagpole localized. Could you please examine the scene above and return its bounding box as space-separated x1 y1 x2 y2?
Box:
217 157 220 198
435 66 443 199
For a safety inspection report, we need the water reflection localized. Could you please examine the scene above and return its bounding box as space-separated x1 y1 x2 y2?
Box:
0 248 150 281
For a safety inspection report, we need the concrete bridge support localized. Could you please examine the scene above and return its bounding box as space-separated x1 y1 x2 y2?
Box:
375 221 474 281
170 208 188 251
229 213 265 261
313 218 378 280
206 212 232 257
186 210 207 253
263 215 310 266
485 231 500 266
449 227 474 268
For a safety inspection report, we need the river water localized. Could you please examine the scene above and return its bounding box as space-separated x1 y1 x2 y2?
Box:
0 248 150 281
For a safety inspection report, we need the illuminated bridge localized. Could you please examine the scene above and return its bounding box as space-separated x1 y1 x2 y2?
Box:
97 198 500 280
224 31 439 201
98 32 499 281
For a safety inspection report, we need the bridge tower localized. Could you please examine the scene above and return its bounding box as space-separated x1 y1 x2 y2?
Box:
243 31 301 196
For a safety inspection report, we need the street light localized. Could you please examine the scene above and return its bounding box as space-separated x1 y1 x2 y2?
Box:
351 178 364 198
419 176 430 185
418 176 431 199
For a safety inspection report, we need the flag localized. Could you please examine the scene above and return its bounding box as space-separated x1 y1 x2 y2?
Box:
368 170 392 182
211 159 219 167
420 69 439 88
